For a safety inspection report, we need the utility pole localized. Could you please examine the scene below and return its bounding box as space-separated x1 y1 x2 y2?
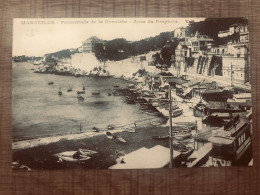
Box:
169 85 173 168
231 62 233 87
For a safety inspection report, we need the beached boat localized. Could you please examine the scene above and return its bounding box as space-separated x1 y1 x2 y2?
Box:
77 90 85 94
151 121 160 126
61 155 90 162
173 132 192 140
117 137 127 144
48 82 54 85
108 125 114 130
172 109 183 117
54 151 91 162
92 90 101 95
92 127 100 132
106 131 115 139
115 150 126 157
152 135 169 140
125 127 136 133
79 148 98 156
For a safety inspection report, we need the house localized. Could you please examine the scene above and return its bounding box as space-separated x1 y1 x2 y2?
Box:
222 55 249 85
227 93 252 110
175 43 191 76
174 27 191 38
218 24 249 45
160 76 187 91
82 36 103 53
189 31 214 56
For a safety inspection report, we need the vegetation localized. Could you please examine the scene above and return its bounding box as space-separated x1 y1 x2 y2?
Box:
13 55 42 62
188 17 248 45
94 31 174 62
44 49 79 60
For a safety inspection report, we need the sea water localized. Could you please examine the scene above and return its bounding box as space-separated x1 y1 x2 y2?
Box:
12 62 156 140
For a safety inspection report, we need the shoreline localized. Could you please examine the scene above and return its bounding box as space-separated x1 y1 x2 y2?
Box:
13 125 172 170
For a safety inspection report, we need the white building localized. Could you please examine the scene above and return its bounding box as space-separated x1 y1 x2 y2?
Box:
174 27 190 39
222 55 249 85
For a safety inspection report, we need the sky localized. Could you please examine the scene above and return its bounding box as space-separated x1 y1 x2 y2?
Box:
13 18 205 57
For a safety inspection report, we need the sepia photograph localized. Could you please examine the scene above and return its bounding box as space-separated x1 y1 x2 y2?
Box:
12 18 252 170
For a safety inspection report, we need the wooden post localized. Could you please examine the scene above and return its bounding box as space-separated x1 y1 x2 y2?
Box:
169 85 173 168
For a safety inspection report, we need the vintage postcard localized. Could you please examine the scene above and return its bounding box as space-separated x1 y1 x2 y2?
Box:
12 18 252 170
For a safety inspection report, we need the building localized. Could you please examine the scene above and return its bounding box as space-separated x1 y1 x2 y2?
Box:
175 43 191 76
222 55 249 85
218 24 249 45
174 27 190 38
189 31 214 56
82 36 103 53
208 45 228 56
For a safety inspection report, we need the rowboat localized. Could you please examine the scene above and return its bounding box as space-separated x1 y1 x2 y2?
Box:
125 127 136 133
61 155 90 162
108 125 114 130
106 131 115 139
152 135 169 140
79 148 98 156
55 151 91 163
117 137 127 144
173 132 192 140
92 127 100 132
172 109 183 117
151 121 160 126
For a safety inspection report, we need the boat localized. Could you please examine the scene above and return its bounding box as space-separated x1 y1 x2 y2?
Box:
48 82 54 85
125 127 136 133
151 121 160 126
79 148 98 156
117 137 127 144
55 151 91 162
106 131 115 139
173 132 192 140
92 90 101 95
92 127 100 132
77 90 85 94
115 150 126 157
172 109 183 117
108 125 114 130
58 88 62 96
67 85 72 92
77 95 84 101
152 135 169 140
61 155 90 162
